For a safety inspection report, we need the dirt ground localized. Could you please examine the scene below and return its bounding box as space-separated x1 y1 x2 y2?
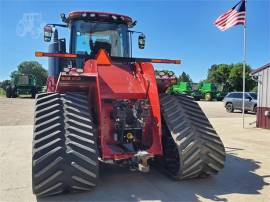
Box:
0 97 269 202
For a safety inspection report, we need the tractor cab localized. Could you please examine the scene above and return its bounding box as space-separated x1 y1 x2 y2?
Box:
44 11 139 55
42 11 145 91
67 12 132 57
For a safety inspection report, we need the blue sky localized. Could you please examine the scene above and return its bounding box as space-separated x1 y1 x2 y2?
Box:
0 0 269 82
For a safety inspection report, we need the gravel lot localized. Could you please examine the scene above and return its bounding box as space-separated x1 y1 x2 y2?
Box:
0 97 34 126
0 97 269 202
0 97 255 125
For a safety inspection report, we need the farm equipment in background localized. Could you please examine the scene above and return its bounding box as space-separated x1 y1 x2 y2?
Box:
196 82 226 101
167 82 193 94
6 74 37 98
32 11 226 197
166 82 201 100
197 82 216 101
160 77 227 101
40 85 47 93
215 83 228 101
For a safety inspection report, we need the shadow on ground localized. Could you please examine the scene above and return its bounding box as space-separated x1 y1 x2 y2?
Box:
37 153 269 202
15 96 34 99
232 111 256 115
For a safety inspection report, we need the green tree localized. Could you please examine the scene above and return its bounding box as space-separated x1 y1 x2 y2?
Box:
228 63 256 91
10 70 18 79
206 63 256 92
207 64 231 84
0 80 11 90
251 85 258 93
178 71 192 82
12 61 48 87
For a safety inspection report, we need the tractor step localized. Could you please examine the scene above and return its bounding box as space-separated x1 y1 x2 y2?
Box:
32 92 99 197
158 94 226 179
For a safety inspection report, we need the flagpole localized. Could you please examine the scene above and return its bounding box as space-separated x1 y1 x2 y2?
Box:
242 0 247 128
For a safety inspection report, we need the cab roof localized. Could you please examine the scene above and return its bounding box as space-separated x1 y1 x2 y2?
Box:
67 11 133 27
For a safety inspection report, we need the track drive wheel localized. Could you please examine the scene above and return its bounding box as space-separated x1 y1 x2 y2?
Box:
253 105 257 113
32 92 99 197
216 96 223 101
158 94 225 180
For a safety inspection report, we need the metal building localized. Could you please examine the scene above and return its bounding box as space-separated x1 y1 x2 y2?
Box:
251 63 270 129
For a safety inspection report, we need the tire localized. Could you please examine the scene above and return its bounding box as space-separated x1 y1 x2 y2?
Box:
6 86 12 98
31 87 37 98
216 97 223 101
32 92 99 197
205 93 212 101
225 103 234 113
11 87 17 98
253 105 257 113
157 94 225 179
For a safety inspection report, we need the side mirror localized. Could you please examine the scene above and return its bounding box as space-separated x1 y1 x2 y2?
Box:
58 39 66 53
60 13 67 23
138 34 145 49
44 25 53 42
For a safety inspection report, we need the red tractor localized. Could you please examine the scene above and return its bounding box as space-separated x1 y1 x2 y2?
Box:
32 11 225 197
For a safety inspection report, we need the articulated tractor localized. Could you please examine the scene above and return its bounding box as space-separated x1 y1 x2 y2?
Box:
32 11 226 197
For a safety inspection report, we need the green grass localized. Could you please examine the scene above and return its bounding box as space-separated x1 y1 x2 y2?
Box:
0 88 5 97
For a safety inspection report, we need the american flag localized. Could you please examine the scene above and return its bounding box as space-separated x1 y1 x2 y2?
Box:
214 0 246 31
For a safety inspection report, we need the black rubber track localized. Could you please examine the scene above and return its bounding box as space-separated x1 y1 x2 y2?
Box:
32 92 99 197
158 94 226 179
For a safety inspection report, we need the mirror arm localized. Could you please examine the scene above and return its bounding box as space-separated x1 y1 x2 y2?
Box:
46 23 68 28
128 30 143 35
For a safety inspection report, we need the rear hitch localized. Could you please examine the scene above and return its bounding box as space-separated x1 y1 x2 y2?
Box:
130 151 153 172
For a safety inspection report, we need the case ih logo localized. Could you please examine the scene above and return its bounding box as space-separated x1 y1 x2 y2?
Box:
16 13 45 38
